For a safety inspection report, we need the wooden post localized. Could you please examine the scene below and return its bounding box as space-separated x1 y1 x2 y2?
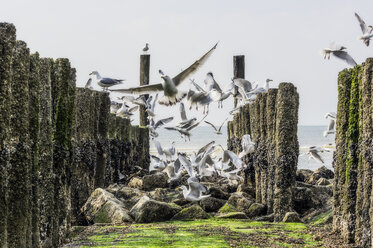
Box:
139 54 150 126
233 55 245 107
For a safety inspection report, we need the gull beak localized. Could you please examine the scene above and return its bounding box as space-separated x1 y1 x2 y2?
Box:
89 72 93 76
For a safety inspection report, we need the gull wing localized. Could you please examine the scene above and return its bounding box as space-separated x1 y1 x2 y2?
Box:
178 153 194 177
219 118 228 131
151 155 161 163
154 117 174 129
197 141 215 156
204 121 218 132
187 115 208 131
154 140 164 156
189 182 207 197
173 42 218 87
328 119 335 132
310 151 324 163
191 79 206 93
110 83 163 94
129 106 139 113
355 12 368 34
332 50 357 66
180 102 188 121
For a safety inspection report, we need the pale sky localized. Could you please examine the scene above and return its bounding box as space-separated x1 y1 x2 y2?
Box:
2 0 373 126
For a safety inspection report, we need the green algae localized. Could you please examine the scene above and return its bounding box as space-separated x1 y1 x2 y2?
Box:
66 219 323 248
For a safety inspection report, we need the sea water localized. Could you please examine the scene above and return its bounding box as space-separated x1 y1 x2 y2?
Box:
150 125 335 172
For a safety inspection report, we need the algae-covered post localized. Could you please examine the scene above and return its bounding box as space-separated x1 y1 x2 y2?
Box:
7 40 31 248
139 54 150 126
0 22 16 248
233 55 245 108
273 83 299 222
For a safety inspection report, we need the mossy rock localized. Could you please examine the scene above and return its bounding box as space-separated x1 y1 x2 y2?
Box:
218 203 238 214
199 197 226 212
247 203 266 218
283 212 302 223
216 212 247 219
171 205 211 220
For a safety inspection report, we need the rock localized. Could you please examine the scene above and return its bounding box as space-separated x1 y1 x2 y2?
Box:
293 183 332 215
106 185 148 209
199 197 226 212
316 178 330 186
142 173 168 190
148 188 168 202
128 177 143 189
81 188 133 224
236 184 256 199
307 166 334 184
208 186 230 200
227 193 254 215
296 169 313 182
255 213 274 222
171 205 210 220
220 181 239 193
130 196 181 223
283 212 302 223
247 203 266 218
218 203 238 214
217 212 247 219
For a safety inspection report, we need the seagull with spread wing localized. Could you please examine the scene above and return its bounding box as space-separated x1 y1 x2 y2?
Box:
322 43 357 67
110 43 218 106
204 118 228 135
355 12 373 46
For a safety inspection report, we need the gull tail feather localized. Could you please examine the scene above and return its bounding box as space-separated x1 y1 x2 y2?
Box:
158 91 187 106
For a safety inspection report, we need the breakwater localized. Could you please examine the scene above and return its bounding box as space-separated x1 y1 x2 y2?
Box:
0 23 149 248
227 83 299 221
333 58 373 247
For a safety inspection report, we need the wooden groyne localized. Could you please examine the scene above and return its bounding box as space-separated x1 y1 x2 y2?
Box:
333 58 373 247
0 23 149 248
227 83 299 222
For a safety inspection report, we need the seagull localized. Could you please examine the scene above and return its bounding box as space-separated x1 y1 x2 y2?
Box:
238 134 255 158
177 102 196 129
324 112 336 137
148 117 173 139
163 159 183 181
89 71 125 91
233 78 252 94
143 43 149 54
181 182 210 202
306 146 325 164
150 155 167 171
146 93 158 118
355 13 373 46
204 72 222 92
85 78 93 90
116 104 139 119
222 149 246 170
322 43 357 67
110 101 122 114
120 95 147 107
110 43 218 106
154 140 176 162
204 118 228 135
187 89 212 114
248 79 273 94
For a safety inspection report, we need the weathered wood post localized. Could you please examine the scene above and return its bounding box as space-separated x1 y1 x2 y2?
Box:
0 22 16 248
233 55 245 107
139 54 150 126
7 40 31 248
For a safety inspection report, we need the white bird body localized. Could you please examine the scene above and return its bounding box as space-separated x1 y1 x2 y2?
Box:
181 182 210 202
322 43 357 66
238 134 256 158
355 13 373 46
116 103 138 119
89 71 124 91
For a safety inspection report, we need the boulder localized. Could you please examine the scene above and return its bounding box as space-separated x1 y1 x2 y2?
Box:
148 188 168 202
171 205 210 220
293 183 332 215
217 212 248 219
81 188 133 224
227 193 254 215
307 166 334 184
208 186 230 200
142 173 168 190
130 196 181 223
128 177 143 189
218 203 238 214
199 197 226 212
236 184 256 199
106 185 148 209
247 203 266 218
316 178 330 186
283 212 302 223
255 213 274 222
296 169 313 182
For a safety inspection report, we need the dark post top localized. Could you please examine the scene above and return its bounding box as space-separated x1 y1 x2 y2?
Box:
233 55 245 108
139 54 150 126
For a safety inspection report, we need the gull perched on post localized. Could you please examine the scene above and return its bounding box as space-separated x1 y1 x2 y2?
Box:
89 71 125 91
355 13 373 46
110 43 218 106
321 43 357 67
143 43 149 54
324 112 336 137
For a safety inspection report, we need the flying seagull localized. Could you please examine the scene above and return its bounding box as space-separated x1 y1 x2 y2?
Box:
89 71 124 91
181 182 210 202
110 43 218 106
238 134 255 158
143 43 149 53
355 13 373 46
306 146 325 164
204 118 228 135
322 43 357 67
324 112 336 137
